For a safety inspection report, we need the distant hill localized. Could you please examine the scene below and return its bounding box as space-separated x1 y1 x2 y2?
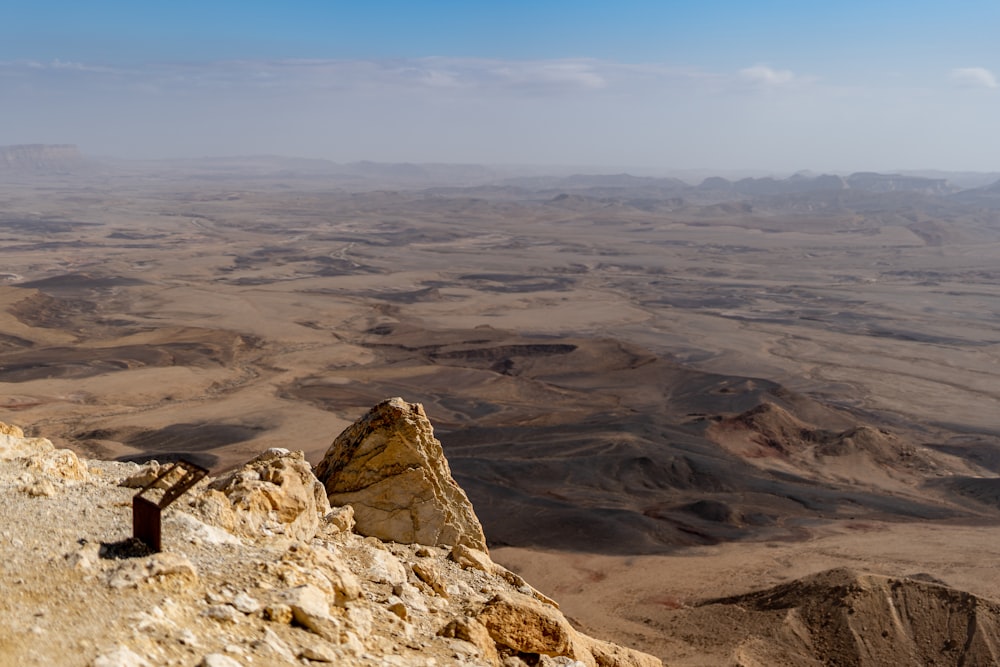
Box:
845 171 957 195
696 171 956 196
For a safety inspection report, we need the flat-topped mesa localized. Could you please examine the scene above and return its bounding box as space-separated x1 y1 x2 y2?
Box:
315 397 488 551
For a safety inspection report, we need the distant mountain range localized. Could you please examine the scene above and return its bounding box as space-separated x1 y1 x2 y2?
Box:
5 144 1000 196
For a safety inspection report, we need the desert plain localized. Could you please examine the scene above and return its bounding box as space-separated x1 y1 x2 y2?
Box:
6 154 1000 664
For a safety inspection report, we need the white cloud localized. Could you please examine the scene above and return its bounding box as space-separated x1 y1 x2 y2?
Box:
740 64 795 87
950 67 998 89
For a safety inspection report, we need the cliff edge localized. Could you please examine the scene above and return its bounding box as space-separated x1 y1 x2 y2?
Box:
0 402 661 667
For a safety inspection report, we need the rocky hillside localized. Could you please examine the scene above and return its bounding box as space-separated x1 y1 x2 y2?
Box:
695 568 1000 666
0 399 660 667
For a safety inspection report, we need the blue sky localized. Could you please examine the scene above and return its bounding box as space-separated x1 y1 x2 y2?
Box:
3 1 1000 172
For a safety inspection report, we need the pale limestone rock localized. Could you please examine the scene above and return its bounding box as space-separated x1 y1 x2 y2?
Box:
167 512 242 547
386 596 408 620
451 544 495 573
571 635 663 667
440 617 501 667
477 591 574 658
29 447 88 481
298 637 339 662
540 657 586 667
232 592 259 614
119 461 177 489
132 606 176 634
193 490 237 533
198 654 242 667
91 645 152 667
251 628 296 662
202 448 330 542
107 552 198 589
394 582 429 613
203 605 239 623
177 629 199 647
263 604 293 625
477 591 661 667
0 432 52 459
66 541 101 570
412 560 450 598
359 546 408 586
280 584 340 641
22 477 56 496
346 605 374 637
0 421 24 437
0 429 88 481
276 543 361 606
492 562 560 608
323 505 355 533
315 397 487 551
340 631 364 657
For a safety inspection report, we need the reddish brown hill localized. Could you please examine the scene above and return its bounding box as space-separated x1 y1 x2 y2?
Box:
697 568 1000 666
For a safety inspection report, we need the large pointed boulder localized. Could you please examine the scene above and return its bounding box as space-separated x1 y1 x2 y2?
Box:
315 397 487 551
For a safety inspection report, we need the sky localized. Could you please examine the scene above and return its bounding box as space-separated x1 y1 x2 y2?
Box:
2 1 1000 173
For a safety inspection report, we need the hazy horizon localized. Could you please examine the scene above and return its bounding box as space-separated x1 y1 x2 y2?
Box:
4 1 1000 174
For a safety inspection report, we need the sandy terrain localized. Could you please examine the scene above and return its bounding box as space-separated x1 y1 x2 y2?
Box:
5 161 1000 662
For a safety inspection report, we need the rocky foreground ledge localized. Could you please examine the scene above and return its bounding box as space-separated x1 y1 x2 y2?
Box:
0 399 661 667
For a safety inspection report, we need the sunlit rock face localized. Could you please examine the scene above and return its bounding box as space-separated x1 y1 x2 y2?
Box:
315 397 488 552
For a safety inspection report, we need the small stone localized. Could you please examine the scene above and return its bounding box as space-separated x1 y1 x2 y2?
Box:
346 605 373 636
263 604 293 624
177 629 198 646
0 421 25 437
323 505 355 533
147 552 198 581
394 583 429 613
387 596 408 620
91 645 152 667
503 657 529 667
477 591 573 657
23 478 56 497
340 631 364 657
66 541 100 570
198 654 242 667
120 462 167 489
202 605 239 623
412 560 450 598
107 552 198 589
232 592 260 614
250 628 295 662
280 584 339 640
132 606 175 633
450 544 494 573
440 618 500 666
298 637 339 663
168 512 242 546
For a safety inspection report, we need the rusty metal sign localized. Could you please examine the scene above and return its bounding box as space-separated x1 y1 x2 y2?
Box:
132 459 208 552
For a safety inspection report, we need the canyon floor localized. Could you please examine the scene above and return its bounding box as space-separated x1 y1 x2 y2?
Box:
5 160 1000 663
